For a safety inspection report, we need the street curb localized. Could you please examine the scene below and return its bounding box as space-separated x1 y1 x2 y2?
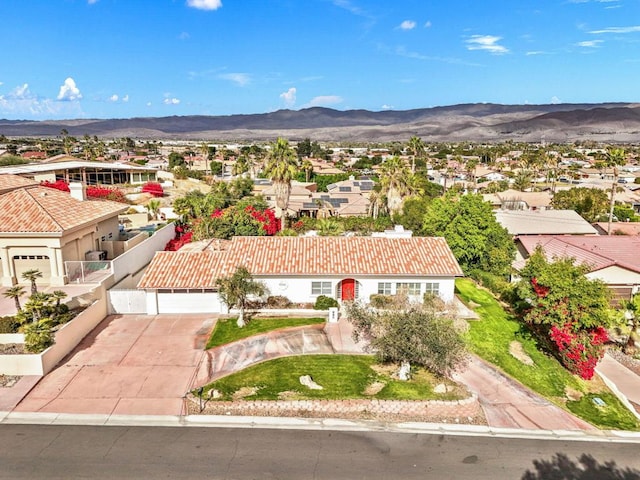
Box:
2 411 640 442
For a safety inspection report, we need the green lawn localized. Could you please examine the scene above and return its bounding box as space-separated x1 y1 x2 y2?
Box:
456 278 639 430
206 316 326 349
200 355 465 401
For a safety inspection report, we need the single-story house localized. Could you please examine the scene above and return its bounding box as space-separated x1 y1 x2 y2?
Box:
494 209 599 236
514 235 640 302
0 176 128 286
482 189 553 211
0 159 158 185
138 236 464 314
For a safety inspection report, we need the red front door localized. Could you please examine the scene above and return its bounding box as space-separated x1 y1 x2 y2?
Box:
341 278 355 301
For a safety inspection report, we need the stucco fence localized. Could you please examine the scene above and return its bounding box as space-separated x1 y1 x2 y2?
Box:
0 285 108 376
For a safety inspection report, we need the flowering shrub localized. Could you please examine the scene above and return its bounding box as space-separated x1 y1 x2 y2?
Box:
244 205 280 235
141 182 164 197
86 186 127 203
40 179 70 192
164 224 193 251
549 324 608 380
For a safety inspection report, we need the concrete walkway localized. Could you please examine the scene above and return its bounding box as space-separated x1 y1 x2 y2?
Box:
453 355 595 431
596 353 640 419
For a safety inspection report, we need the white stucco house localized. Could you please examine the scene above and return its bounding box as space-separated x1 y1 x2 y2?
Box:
0 175 128 286
137 236 464 314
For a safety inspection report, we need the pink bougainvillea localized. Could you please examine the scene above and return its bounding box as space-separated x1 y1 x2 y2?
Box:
141 182 164 197
40 179 71 192
86 185 127 203
165 225 193 251
549 323 608 380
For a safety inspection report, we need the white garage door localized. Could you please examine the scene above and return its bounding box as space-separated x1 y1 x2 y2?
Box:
157 291 223 314
13 255 52 284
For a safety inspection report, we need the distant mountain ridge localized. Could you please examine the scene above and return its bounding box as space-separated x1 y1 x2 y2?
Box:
1 103 639 142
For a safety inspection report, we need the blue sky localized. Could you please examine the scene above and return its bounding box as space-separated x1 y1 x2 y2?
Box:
1 0 639 120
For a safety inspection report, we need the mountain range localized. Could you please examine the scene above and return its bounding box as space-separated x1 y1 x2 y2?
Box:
2 103 640 143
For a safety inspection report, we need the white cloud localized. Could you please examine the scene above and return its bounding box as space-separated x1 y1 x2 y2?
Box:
163 97 181 105
0 83 83 119
146 102 152 107
465 35 509 54
589 25 640 34
303 95 343 108
424 21 432 28
218 73 250 86
551 96 561 104
57 77 82 101
122 95 129 102
381 104 393 110
13 83 30 98
88 0 99 4
108 94 119 102
186 0 222 11
399 20 416 30
576 39 603 47
279 87 297 107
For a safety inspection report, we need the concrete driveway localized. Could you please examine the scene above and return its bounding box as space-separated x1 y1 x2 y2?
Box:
14 314 215 416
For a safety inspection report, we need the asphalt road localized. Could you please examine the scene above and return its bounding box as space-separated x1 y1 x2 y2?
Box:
1 424 639 479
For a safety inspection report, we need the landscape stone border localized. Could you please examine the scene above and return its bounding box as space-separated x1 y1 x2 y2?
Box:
186 394 485 424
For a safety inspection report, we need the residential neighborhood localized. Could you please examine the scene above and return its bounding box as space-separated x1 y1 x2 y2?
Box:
1 135 640 456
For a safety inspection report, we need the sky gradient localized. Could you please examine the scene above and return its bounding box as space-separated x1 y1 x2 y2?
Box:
1 0 639 120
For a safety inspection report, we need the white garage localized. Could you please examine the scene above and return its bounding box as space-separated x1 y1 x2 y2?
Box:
150 289 223 314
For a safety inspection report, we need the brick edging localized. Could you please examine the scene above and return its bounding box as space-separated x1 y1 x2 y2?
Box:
188 394 480 418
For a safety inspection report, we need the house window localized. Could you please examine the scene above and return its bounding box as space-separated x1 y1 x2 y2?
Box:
312 281 332 295
396 282 421 295
424 283 440 295
377 282 392 295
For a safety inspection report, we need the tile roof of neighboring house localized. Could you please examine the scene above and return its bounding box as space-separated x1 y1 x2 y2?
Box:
0 186 128 235
138 236 463 289
515 235 640 274
0 174 38 195
482 189 553 209
495 209 598 235
593 222 640 236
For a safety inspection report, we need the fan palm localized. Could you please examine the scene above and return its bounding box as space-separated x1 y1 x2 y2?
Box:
3 285 25 313
264 138 298 226
21 269 43 295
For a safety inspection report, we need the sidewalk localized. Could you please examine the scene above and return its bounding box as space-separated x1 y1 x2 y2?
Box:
596 353 640 420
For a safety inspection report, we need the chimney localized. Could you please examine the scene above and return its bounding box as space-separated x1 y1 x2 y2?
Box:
69 182 86 201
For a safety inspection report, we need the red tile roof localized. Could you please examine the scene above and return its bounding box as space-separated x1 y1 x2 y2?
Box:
138 236 463 289
516 235 640 274
0 186 128 234
0 174 38 194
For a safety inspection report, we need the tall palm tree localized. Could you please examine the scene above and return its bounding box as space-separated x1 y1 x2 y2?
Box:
604 148 626 235
264 138 298 227
379 156 415 216
21 269 43 295
407 136 425 174
3 285 25 313
301 159 314 182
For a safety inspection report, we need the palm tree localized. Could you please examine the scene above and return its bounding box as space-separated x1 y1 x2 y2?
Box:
264 138 298 227
146 199 161 221
317 218 344 236
379 156 416 216
407 136 425 174
301 159 314 183
603 148 626 235
200 142 210 175
3 285 25 313
21 269 43 295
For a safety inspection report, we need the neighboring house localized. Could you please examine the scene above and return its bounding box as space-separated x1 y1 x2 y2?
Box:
494 209 599 236
138 236 463 314
0 177 128 286
593 222 640 236
0 159 158 185
514 235 640 302
483 189 553 211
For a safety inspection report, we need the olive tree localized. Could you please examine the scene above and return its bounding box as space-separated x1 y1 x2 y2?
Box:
216 266 267 328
